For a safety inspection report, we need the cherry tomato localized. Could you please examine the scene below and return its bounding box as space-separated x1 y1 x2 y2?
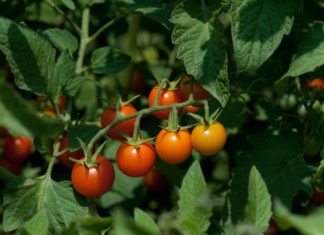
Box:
178 75 212 100
312 186 324 204
0 157 23 175
71 155 115 198
3 136 33 162
265 218 278 235
155 129 192 164
116 142 155 177
130 69 145 94
307 78 324 90
101 104 137 140
144 168 167 192
56 134 83 167
0 126 8 137
148 85 183 119
191 122 226 156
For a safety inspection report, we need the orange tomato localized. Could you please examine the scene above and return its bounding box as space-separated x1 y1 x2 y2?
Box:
306 78 324 90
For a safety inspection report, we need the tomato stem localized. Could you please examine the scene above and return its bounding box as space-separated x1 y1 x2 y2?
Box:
45 155 56 178
132 113 143 142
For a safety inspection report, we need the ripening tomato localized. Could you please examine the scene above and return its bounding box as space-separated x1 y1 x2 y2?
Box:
116 142 155 177
191 122 226 156
3 136 33 162
148 85 183 119
0 157 23 175
56 134 83 167
71 155 115 198
155 129 192 164
101 104 137 140
178 75 212 100
0 126 8 137
144 168 167 192
307 78 324 90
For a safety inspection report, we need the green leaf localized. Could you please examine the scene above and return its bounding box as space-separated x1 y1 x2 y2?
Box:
44 28 78 53
231 0 295 73
116 0 174 30
78 0 105 7
61 0 76 10
0 81 64 138
178 161 212 235
246 166 272 233
48 50 75 100
62 216 112 235
279 22 324 80
2 178 88 233
134 208 161 235
19 210 49 235
67 124 100 150
0 17 56 94
228 133 311 223
171 1 229 107
91 47 131 74
274 201 324 235
65 75 85 97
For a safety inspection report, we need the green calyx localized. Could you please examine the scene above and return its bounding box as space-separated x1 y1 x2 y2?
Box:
188 101 223 126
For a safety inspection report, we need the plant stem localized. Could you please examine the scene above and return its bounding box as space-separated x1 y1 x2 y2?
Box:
45 156 56 178
89 16 122 43
45 0 81 33
75 8 90 74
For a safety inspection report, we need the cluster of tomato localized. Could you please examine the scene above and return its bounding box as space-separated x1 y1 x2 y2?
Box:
0 127 33 176
70 74 227 198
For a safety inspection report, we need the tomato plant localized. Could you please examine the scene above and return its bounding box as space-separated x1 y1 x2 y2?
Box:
148 85 183 119
71 156 115 198
116 141 155 177
2 136 33 162
101 104 137 140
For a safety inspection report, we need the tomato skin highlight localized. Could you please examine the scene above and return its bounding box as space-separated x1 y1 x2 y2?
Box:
144 168 167 192
101 104 137 140
57 134 83 167
3 136 33 162
191 122 226 156
71 156 115 198
116 142 156 177
306 78 324 90
148 85 183 119
155 129 192 164
0 157 23 175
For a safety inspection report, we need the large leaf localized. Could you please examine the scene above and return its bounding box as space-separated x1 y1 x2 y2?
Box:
2 178 88 233
231 0 295 73
178 161 212 235
62 216 112 235
0 17 56 94
246 166 272 233
116 0 174 30
280 22 324 79
0 81 64 138
228 133 310 223
275 201 324 235
171 1 229 107
44 28 78 53
19 210 49 235
134 208 161 235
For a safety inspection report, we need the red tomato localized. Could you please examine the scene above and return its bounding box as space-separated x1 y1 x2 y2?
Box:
130 69 145 94
148 85 183 119
0 157 23 175
191 122 226 156
307 78 324 90
155 129 192 164
56 134 83 167
178 75 213 100
312 186 324 204
101 104 137 140
71 156 115 198
116 142 155 177
0 126 8 137
144 168 167 192
3 136 33 162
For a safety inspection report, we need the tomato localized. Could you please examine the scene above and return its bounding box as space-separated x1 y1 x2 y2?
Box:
0 157 23 175
116 142 155 177
3 136 33 162
0 126 8 137
148 85 183 119
307 78 324 90
40 110 56 117
130 69 145 94
155 129 192 164
144 168 167 192
101 104 137 140
56 134 83 167
265 218 278 235
191 122 226 156
57 95 67 111
178 75 212 100
71 155 115 198
312 186 324 204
